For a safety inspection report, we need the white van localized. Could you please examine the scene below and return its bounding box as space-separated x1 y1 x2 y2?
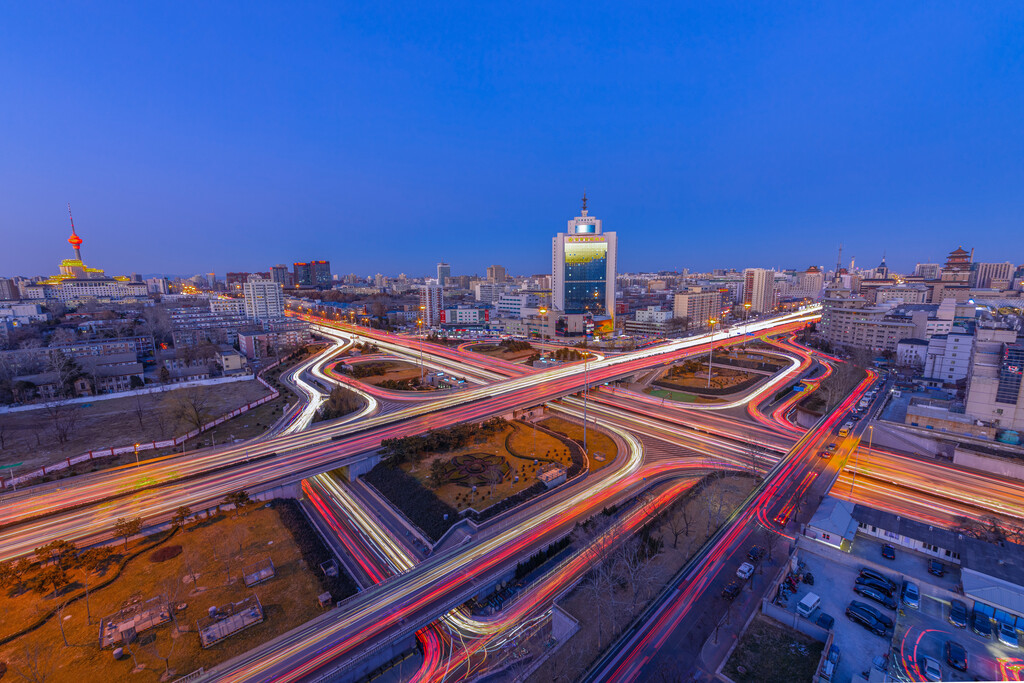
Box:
796 592 821 618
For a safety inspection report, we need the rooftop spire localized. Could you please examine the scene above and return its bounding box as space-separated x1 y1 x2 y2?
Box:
581 191 588 215
67 202 83 259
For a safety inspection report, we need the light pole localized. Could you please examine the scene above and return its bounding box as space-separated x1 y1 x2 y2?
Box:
850 425 871 497
417 312 425 380
706 318 718 389
134 442 140 468
583 351 589 454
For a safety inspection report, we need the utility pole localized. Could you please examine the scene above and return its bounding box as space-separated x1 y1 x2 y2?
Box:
706 319 718 389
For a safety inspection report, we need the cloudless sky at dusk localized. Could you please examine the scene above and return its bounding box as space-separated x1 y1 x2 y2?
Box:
2 2 1022 278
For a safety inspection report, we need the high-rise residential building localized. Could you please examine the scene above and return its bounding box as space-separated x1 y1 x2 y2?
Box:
972 262 1014 289
269 264 292 288
743 268 777 314
0 278 16 301
673 287 723 329
486 265 507 283
923 326 974 384
419 283 443 327
437 262 451 287
552 195 617 317
243 274 285 321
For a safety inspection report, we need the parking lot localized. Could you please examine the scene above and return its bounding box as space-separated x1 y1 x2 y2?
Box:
780 551 892 683
791 537 1024 682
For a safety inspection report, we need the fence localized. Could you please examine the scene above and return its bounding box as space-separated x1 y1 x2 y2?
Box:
4 359 283 489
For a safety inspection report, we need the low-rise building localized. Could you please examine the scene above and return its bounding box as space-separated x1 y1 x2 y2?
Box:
923 327 974 385
896 338 928 369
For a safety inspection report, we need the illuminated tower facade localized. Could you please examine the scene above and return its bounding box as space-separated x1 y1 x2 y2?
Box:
552 194 617 317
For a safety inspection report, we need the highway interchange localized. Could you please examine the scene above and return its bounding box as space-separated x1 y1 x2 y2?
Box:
3 304 1020 682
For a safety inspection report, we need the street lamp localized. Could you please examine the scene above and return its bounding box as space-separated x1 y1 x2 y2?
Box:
850 424 872 497
134 442 141 468
707 318 718 389
417 313 425 380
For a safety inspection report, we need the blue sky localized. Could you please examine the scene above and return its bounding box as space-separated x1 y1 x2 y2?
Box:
2 2 1022 278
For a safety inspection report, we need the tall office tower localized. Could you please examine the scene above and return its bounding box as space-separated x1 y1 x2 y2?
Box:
486 264 507 283
243 274 285 321
269 264 291 287
552 194 617 317
419 283 443 327
743 268 777 314
293 262 312 288
311 260 332 288
437 262 451 287
915 263 942 280
206 272 216 287
972 262 1014 289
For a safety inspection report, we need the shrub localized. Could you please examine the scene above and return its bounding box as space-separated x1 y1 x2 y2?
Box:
149 545 182 563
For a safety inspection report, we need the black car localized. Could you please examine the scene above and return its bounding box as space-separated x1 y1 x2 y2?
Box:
850 600 893 628
722 581 741 600
851 414 862 421
881 543 896 560
855 576 895 596
929 559 945 577
747 546 766 563
859 568 897 591
972 610 992 638
949 599 968 629
945 640 967 672
854 585 898 610
846 605 887 636
816 612 835 630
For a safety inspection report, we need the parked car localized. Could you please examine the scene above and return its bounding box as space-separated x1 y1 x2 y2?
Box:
825 443 837 452
999 621 1019 648
855 576 894 596
945 640 967 672
736 562 755 580
818 449 832 458
859 568 896 591
901 581 920 610
881 543 896 560
929 559 945 577
846 604 887 636
854 585 898 610
849 600 893 628
918 656 942 682
722 581 741 600
747 546 766 563
820 644 841 681
972 610 993 638
949 599 968 629
816 612 835 630
850 414 862 421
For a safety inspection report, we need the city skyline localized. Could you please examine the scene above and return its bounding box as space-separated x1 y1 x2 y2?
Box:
3 3 1023 276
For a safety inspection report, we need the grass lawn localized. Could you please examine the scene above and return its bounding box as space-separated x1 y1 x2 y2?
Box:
724 615 825 683
0 505 326 682
404 424 570 512
538 416 617 470
0 380 272 474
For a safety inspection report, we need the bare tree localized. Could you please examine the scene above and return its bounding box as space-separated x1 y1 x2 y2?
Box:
55 598 72 647
663 500 693 550
183 547 202 587
45 399 79 446
9 644 54 682
171 388 211 434
113 517 144 550
133 393 148 431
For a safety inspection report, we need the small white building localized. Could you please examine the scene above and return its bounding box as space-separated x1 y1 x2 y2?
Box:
895 338 928 369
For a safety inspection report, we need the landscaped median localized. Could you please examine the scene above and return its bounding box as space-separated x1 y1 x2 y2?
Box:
361 416 605 541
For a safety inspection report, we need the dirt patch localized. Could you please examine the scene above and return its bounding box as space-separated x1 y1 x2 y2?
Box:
539 416 617 470
0 505 327 682
469 344 536 361
724 614 824 683
0 380 272 473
